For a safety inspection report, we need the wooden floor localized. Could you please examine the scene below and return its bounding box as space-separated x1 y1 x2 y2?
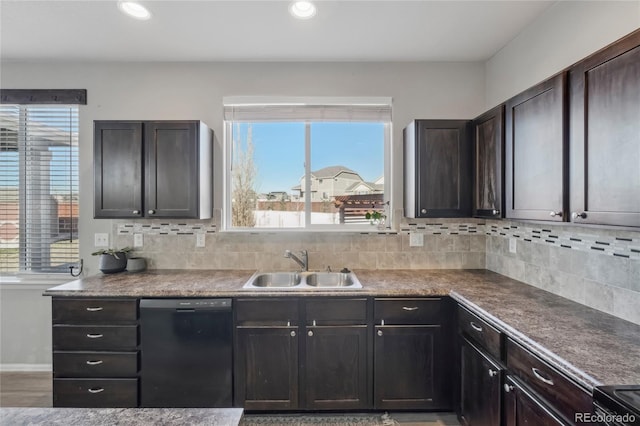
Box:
0 372 459 425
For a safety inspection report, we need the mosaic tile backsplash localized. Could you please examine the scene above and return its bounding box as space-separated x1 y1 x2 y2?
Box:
112 217 640 325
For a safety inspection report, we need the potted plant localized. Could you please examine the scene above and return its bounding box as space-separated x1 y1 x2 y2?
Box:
365 211 387 229
92 247 132 274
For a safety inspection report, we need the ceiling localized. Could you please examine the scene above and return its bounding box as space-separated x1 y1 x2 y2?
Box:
0 0 554 62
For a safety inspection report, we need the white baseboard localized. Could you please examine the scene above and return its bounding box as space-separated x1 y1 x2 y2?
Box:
0 364 52 372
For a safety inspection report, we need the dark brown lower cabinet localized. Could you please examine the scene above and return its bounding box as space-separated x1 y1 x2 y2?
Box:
374 325 450 410
234 326 299 410
303 325 369 410
504 376 565 426
459 338 503 426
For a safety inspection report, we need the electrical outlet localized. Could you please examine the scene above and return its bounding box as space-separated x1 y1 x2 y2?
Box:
196 233 206 248
134 233 143 248
94 233 109 247
509 238 517 254
409 232 424 247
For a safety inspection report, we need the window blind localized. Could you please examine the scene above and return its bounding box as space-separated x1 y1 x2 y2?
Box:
0 105 79 274
223 97 392 122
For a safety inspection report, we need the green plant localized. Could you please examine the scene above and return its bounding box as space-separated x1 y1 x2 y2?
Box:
91 247 132 259
365 211 386 222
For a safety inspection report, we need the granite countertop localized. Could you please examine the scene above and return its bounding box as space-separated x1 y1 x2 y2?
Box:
0 407 244 426
44 268 640 391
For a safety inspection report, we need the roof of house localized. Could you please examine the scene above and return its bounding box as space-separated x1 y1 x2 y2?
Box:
345 181 384 192
310 165 359 179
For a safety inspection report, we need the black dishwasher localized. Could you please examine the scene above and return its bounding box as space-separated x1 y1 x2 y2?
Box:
140 299 232 407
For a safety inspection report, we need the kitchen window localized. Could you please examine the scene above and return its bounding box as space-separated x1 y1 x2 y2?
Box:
0 103 79 275
223 97 391 231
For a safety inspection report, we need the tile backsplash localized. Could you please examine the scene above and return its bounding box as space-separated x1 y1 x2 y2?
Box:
112 217 640 325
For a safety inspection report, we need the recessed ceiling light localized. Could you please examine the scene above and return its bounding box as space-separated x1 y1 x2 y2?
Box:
289 1 317 19
118 1 152 20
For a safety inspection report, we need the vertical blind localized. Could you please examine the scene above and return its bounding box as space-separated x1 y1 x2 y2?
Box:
0 105 79 274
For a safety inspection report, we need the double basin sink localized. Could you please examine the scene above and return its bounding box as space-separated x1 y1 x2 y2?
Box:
242 271 363 290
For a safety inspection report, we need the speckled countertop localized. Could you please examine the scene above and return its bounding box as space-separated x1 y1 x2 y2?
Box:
0 407 244 425
44 269 640 391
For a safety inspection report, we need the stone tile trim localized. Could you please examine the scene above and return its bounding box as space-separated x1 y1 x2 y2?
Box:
117 222 217 236
485 222 640 260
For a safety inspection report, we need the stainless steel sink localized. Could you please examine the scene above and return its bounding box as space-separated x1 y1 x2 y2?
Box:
242 271 362 290
306 272 355 288
249 272 301 288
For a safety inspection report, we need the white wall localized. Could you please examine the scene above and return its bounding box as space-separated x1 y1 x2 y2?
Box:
485 0 640 109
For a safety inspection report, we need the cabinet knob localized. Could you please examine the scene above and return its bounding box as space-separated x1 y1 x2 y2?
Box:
492 209 500 216
549 211 562 218
420 208 427 214
504 384 514 393
290 330 296 337
132 210 140 215
571 211 587 219
488 369 498 377
308 330 314 337
148 209 156 215
377 330 383 337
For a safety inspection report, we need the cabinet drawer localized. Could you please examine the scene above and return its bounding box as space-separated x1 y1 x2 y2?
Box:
53 299 137 324
53 378 138 407
305 298 367 324
506 338 592 423
236 299 299 324
374 298 444 325
53 325 138 350
54 351 138 378
458 306 502 360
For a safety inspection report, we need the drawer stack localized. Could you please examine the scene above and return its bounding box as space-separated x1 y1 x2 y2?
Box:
52 298 139 407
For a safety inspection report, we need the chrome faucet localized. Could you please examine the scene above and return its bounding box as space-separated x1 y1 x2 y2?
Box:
284 249 308 272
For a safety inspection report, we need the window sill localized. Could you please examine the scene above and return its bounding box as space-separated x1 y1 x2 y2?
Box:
0 274 74 290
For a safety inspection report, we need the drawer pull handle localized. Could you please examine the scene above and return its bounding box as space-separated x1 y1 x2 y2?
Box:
488 369 498 377
86 307 103 312
86 333 103 339
88 387 105 394
402 306 419 311
532 367 554 386
86 360 103 365
470 322 483 332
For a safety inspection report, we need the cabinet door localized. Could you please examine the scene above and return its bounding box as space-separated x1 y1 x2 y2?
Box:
570 31 640 227
144 121 199 218
374 325 450 410
404 120 471 218
505 74 567 221
504 377 565 426
304 326 369 410
234 326 298 410
473 106 504 218
459 339 502 426
94 121 143 218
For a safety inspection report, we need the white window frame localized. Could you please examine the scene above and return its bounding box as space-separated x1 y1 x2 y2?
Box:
223 96 392 232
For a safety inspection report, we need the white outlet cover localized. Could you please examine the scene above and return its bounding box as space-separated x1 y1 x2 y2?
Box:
409 232 424 247
509 238 517 254
94 233 109 247
134 233 143 247
196 233 206 248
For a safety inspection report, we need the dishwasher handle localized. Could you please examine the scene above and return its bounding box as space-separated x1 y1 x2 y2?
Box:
140 299 232 311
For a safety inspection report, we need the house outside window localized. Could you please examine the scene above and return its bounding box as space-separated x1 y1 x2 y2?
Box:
224 97 391 230
0 104 79 274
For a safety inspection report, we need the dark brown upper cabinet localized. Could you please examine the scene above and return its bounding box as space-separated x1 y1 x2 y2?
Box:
505 73 568 222
472 105 505 219
94 120 212 219
404 120 471 218
569 30 640 227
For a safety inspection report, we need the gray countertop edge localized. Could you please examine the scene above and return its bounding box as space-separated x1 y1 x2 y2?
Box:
449 290 601 392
